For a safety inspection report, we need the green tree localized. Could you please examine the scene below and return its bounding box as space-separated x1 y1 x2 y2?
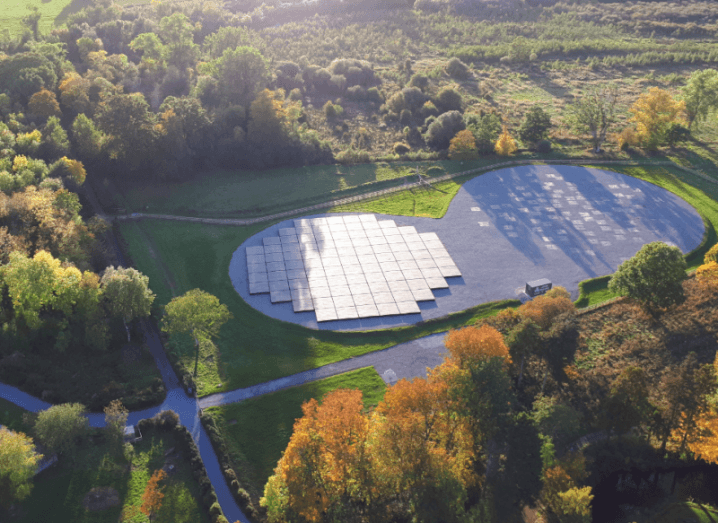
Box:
129 33 167 66
162 289 232 377
0 428 42 508
33 403 89 459
40 116 70 160
506 318 541 386
71 113 105 162
518 105 552 146
608 241 687 311
531 394 581 451
100 266 155 342
464 112 502 154
210 46 269 107
566 85 618 153
158 13 199 70
682 69 718 129
601 366 653 435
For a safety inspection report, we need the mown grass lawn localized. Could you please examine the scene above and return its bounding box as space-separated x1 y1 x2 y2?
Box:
119 159 718 395
119 214 516 397
649 501 718 523
206 367 386 498
16 429 209 523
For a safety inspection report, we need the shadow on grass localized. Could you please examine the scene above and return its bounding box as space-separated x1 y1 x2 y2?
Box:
55 0 93 25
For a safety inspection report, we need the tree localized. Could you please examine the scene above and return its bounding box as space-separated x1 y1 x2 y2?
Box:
682 69 718 129
495 125 517 156
444 324 512 368
100 266 155 342
28 88 61 119
162 289 232 376
601 366 653 435
608 241 687 311
506 318 541 386
71 113 105 161
210 46 269 107
464 112 502 154
33 403 89 459
554 486 593 523
40 116 70 160
424 110 465 149
518 294 576 331
248 89 290 146
628 87 687 150
566 85 618 153
141 469 167 522
0 428 42 508
158 13 199 70
518 105 552 146
531 394 581 450
448 129 478 160
104 400 129 456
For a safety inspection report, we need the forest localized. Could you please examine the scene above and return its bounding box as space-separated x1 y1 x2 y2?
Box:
1 0 718 522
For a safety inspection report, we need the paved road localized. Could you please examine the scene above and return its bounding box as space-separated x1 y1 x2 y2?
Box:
200 332 448 408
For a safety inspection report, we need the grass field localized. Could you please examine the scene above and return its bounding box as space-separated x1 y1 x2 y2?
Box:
118 215 515 396
648 501 718 523
0 397 28 432
0 0 145 36
16 429 209 523
118 161 718 396
113 159 513 217
205 367 386 497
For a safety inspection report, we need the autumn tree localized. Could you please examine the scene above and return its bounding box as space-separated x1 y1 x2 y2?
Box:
608 241 687 311
566 85 618 153
600 366 653 435
682 69 718 129
0 428 42 508
248 89 291 146
100 266 155 342
162 289 232 376
33 403 89 460
445 324 512 368
141 469 167 522
448 129 478 160
518 294 575 331
28 88 61 119
628 87 687 150
495 125 517 156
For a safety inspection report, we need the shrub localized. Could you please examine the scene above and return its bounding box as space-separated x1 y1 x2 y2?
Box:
214 517 229 523
386 91 406 114
424 110 465 149
346 85 367 101
288 88 302 101
152 410 179 430
608 241 687 310
393 142 411 155
617 126 639 150
401 87 427 112
237 488 252 507
435 86 462 112
366 87 383 104
336 147 371 164
323 101 343 119
705 244 718 264
399 109 412 125
446 57 471 80
408 73 428 90
420 101 439 119
536 139 552 153
518 295 575 331
204 491 218 508
209 502 222 517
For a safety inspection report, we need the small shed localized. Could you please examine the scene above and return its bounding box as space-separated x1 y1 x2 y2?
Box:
525 278 552 298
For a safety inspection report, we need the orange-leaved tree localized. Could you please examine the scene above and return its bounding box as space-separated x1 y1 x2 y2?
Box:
449 129 478 160
518 294 575 331
262 388 371 522
141 469 167 522
444 324 512 368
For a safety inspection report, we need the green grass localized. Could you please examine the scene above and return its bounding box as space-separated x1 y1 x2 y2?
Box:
119 216 517 397
0 397 28 432
649 501 718 523
112 159 512 218
205 367 386 496
0 0 142 36
16 430 209 523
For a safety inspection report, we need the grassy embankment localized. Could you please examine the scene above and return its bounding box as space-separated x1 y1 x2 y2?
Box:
205 367 386 499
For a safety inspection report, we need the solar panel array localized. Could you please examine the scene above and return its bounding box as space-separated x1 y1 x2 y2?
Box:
246 214 461 322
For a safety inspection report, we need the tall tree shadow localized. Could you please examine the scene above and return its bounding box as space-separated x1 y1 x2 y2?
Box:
54 0 94 25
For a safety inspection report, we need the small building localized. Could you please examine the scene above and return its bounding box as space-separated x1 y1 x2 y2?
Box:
123 424 142 444
525 278 552 298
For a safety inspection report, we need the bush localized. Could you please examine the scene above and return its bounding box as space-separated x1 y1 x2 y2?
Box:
336 147 371 164
204 491 218 508
288 88 302 101
618 126 639 150
323 101 343 119
435 86 463 112
408 73 428 90
346 85 367 101
446 57 471 79
401 87 427 113
705 244 718 264
609 241 687 311
424 110 465 149
399 109 412 126
209 502 222 517
448 129 478 160
366 87 383 104
152 410 180 431
536 139 552 153
386 91 406 114
393 142 411 155
237 488 252 507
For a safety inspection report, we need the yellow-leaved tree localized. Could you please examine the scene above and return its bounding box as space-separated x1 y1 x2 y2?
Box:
444 324 512 367
0 427 42 508
628 87 687 150
495 125 517 156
